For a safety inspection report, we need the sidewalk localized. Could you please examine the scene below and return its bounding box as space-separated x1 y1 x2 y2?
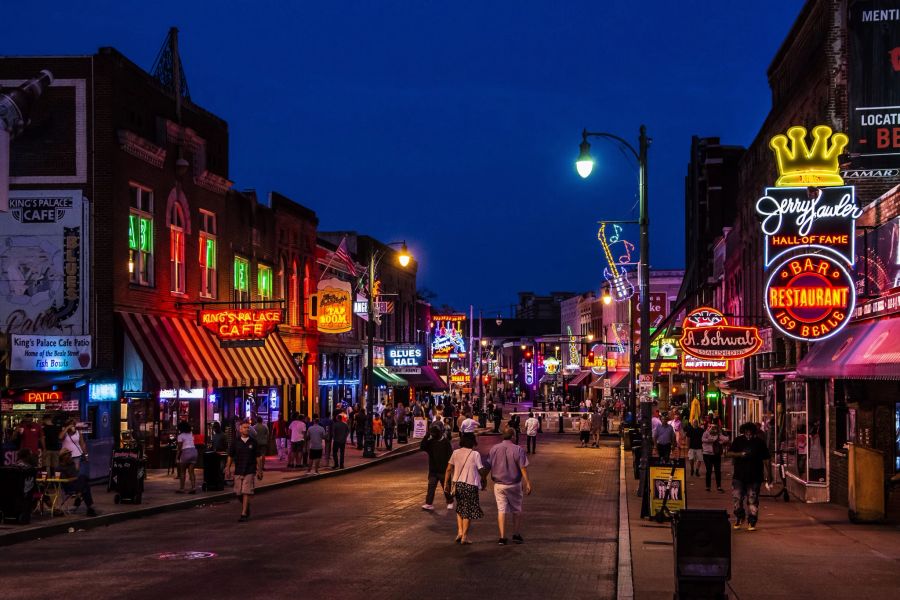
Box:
621 446 900 599
0 429 486 546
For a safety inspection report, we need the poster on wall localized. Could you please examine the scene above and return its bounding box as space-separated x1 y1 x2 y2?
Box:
649 462 686 516
848 0 900 171
0 190 89 336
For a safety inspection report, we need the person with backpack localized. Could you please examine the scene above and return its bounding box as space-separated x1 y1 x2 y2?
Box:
702 422 729 492
420 425 454 511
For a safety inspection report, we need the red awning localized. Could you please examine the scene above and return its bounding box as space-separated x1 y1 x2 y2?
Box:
798 316 900 379
399 366 448 390
588 370 630 389
119 311 300 389
569 370 592 386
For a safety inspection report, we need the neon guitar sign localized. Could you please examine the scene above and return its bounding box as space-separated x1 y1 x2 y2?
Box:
598 222 635 302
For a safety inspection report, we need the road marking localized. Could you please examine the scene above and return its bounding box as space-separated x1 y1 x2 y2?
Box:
617 442 634 600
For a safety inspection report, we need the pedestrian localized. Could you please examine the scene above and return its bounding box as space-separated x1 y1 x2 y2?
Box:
60 418 87 469
288 412 306 469
444 434 487 544
253 416 269 468
507 413 521 444
225 420 264 522
40 414 62 476
420 425 454 511
489 427 533 545
210 421 228 452
727 422 771 531
382 409 396 451
306 416 326 475
653 414 675 462
320 411 334 465
492 404 503 433
175 420 198 494
58 448 97 517
578 413 592 447
373 413 384 449
354 408 367 450
14 414 41 455
330 413 350 469
524 411 539 454
685 419 705 477
590 407 604 447
702 422 729 493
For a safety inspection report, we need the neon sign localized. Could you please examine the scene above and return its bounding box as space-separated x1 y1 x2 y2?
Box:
586 343 607 375
765 254 855 341
680 307 762 360
316 278 353 334
386 344 425 367
760 125 860 343
543 356 560 375
682 354 728 373
431 314 467 359
598 222 635 302
525 360 534 385
200 308 282 340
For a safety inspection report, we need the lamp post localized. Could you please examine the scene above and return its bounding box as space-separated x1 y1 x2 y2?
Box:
363 241 412 458
578 125 653 518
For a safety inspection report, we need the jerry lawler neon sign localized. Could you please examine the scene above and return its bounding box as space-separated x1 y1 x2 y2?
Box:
759 125 860 343
679 307 762 361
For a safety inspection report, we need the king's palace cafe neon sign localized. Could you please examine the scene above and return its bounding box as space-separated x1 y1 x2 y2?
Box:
758 125 860 343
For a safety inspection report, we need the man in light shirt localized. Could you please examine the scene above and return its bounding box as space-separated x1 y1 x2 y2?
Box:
489 428 533 545
524 411 540 454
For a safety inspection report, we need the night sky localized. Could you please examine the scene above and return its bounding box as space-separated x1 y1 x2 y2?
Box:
5 1 804 312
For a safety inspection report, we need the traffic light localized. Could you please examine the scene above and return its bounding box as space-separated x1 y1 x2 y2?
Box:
588 350 595 362
524 349 533 360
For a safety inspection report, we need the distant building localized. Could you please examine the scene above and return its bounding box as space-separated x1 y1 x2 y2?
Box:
516 291 576 320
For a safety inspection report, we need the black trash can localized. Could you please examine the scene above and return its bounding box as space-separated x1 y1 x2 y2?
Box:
672 509 731 600
0 466 37 524
632 444 643 480
109 451 145 504
203 451 226 492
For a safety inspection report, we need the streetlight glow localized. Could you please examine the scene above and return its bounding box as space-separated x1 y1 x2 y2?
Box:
603 293 612 305
576 138 594 178
397 242 411 267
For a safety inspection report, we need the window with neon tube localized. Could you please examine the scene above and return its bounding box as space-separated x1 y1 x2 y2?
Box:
169 204 186 294
258 263 273 302
128 184 154 286
199 210 217 298
234 256 250 306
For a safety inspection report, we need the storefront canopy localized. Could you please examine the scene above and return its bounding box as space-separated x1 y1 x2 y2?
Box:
373 366 408 387
569 370 592 387
399 366 448 390
119 311 300 389
588 370 630 389
798 316 900 380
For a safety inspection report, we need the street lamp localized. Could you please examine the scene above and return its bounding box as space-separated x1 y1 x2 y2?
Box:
363 240 414 458
577 125 652 518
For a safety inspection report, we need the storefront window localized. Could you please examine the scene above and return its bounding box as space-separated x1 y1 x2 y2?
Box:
783 380 827 484
169 204 186 294
128 183 154 286
200 210 217 298
258 264 273 301
234 256 250 306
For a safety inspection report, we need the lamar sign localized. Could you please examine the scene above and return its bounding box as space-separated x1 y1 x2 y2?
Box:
680 307 762 361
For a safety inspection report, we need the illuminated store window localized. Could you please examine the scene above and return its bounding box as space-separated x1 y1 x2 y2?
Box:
128 184 154 286
169 204 186 294
199 210 217 298
234 256 250 306
258 263 273 302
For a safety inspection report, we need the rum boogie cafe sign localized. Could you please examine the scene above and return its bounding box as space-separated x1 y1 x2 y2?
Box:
679 308 762 361
760 125 862 342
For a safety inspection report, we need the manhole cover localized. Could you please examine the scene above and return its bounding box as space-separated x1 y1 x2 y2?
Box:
156 551 217 560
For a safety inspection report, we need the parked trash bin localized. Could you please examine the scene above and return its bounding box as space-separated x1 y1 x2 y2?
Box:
672 509 731 600
0 466 37 524
203 451 226 492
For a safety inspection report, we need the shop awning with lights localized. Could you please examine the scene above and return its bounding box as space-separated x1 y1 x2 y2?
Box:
798 316 900 380
589 370 630 389
372 366 408 387
399 366 448 390
119 311 300 389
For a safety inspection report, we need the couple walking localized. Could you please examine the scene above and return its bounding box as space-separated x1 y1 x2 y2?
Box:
422 427 533 545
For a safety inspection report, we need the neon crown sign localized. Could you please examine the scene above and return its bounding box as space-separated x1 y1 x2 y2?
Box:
769 125 849 187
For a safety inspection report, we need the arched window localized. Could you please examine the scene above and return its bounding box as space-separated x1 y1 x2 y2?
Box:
302 262 310 328
290 260 299 326
279 256 287 314
169 203 186 294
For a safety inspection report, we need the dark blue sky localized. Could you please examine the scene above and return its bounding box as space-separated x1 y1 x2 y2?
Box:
6 1 803 312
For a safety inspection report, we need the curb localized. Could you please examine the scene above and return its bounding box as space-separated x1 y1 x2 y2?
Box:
0 439 427 547
617 442 635 600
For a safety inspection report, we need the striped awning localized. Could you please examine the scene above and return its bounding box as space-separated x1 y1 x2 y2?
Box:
569 370 592 386
119 311 300 389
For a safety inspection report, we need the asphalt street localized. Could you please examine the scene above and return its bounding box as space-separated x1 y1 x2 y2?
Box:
0 434 619 600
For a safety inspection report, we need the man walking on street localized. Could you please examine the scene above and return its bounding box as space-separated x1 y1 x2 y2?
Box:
330 414 350 469
420 425 454 510
252 416 269 469
489 428 533 545
524 411 539 454
727 422 771 531
225 420 263 522
306 416 326 475
492 404 503 433
653 414 675 462
320 411 333 466
287 413 306 469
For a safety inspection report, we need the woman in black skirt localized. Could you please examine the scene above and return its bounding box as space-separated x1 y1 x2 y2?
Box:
444 434 487 544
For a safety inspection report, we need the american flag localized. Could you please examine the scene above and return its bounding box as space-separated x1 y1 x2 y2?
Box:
334 237 358 276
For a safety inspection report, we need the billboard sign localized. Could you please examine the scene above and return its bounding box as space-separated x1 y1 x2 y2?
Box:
317 278 353 334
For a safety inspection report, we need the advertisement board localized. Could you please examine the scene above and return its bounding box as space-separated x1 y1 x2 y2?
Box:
317 278 353 334
0 190 89 336
9 334 92 371
649 462 686 516
848 0 900 170
385 343 425 368
431 314 467 359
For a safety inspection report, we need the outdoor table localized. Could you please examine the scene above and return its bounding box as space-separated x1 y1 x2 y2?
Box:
35 477 77 517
